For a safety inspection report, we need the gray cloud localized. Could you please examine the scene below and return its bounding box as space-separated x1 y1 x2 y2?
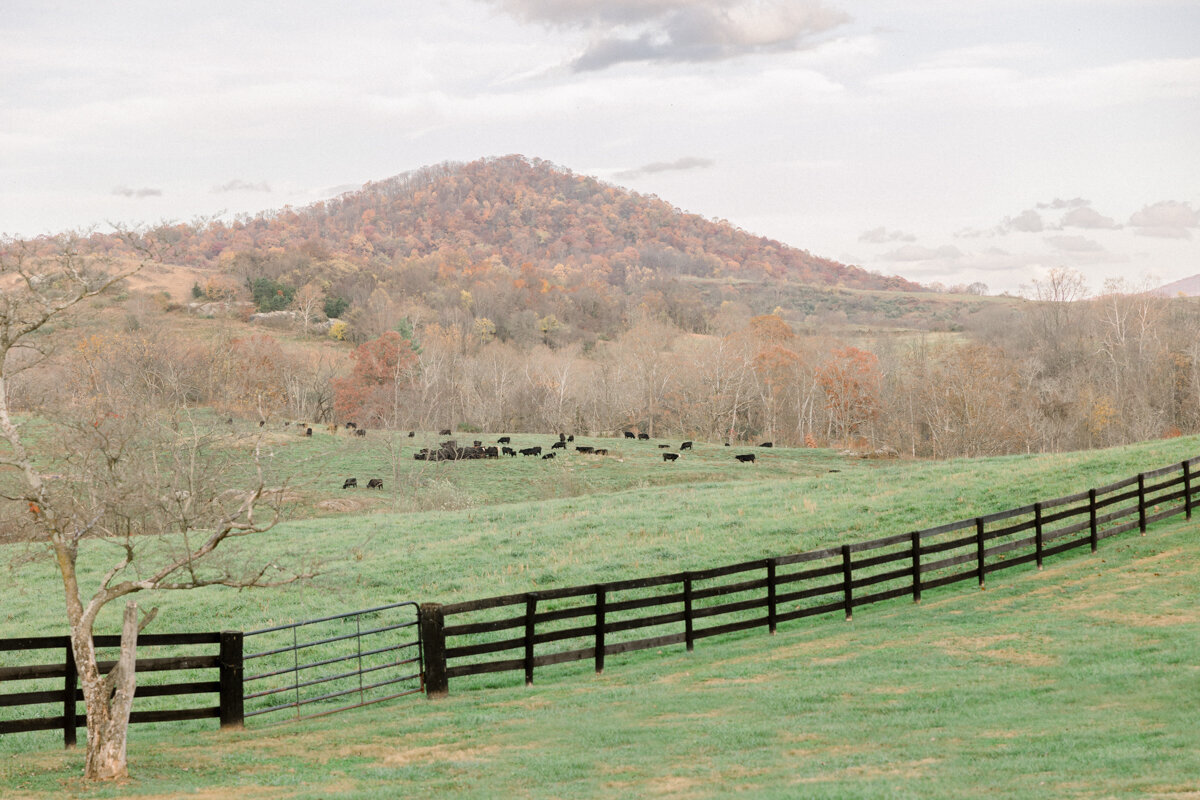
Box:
213 179 272 193
486 1 851 71
1002 209 1044 233
1037 197 1089 211
858 226 916 244
1045 234 1105 253
111 186 162 198
1129 200 1199 239
881 244 962 262
1060 206 1119 229
614 156 714 180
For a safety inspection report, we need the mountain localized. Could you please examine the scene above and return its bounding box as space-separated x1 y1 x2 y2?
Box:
1154 274 1200 297
173 155 920 292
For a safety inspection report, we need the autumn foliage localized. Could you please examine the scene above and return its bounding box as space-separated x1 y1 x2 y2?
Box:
332 332 419 427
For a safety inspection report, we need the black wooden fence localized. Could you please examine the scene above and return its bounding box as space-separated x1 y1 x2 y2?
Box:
0 632 242 747
417 457 1198 695
1 456 1196 742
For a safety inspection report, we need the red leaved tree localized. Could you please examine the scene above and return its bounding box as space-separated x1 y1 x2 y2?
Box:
332 331 418 428
817 346 881 445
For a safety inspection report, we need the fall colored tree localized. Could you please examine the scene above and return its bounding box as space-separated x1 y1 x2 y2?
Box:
332 331 419 427
817 346 881 444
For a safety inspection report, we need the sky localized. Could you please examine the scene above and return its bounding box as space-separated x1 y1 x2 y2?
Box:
3 0 1198 295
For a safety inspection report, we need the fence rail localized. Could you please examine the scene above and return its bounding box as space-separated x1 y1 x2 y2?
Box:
420 457 1199 694
0 632 239 747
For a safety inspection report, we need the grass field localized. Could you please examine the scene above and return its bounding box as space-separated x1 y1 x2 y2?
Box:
2 435 1198 797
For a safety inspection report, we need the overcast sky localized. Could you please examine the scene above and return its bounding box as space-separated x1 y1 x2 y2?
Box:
3 0 1198 294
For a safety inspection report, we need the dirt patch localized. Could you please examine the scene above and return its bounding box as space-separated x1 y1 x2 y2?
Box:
604 775 705 798
792 757 940 784
380 743 504 767
1088 609 1200 628
317 498 364 513
937 634 1060 667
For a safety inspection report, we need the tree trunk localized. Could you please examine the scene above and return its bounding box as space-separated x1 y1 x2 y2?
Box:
78 601 140 781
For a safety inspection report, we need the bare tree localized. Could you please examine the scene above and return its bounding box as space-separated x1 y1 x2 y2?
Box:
0 235 310 781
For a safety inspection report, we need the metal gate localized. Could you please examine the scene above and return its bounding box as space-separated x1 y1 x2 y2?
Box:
241 601 422 725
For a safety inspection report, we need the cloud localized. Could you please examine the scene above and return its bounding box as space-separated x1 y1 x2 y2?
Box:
1001 209 1044 233
1037 197 1088 211
613 156 714 180
1045 234 1105 253
1129 200 1199 239
485 0 851 71
1060 206 1119 230
111 186 162 198
212 179 272 193
881 244 962 262
858 226 915 244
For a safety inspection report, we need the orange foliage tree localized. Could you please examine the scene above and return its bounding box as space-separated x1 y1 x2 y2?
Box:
817 346 881 445
332 331 419 428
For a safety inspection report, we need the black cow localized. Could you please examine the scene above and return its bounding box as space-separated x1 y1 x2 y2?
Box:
559 433 566 442
484 446 499 458
345 422 357 430
258 420 265 427
735 453 756 463
594 448 608 456
657 444 670 449
342 478 358 489
305 427 313 437
439 428 452 435
520 446 542 457
542 452 556 459
624 431 636 439
502 446 516 457
407 431 415 437
567 434 574 442
680 441 693 450
759 442 773 447
551 441 566 449
638 433 650 440
662 452 678 462
473 440 483 447
576 446 594 454
355 428 366 437
367 478 383 489
498 436 511 444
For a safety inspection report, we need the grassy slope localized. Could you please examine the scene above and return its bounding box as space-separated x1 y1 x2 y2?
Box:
3 515 1197 798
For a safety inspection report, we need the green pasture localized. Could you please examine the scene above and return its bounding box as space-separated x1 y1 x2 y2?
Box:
3 515 1197 799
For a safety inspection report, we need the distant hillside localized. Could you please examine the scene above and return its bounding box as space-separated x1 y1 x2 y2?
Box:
168 155 920 292
1155 274 1200 297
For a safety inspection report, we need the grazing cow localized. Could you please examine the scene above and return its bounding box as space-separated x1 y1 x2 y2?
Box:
638 433 650 440
680 441 693 450
355 428 366 437
735 453 756 463
624 431 635 439
342 478 358 489
559 433 566 442
828 469 841 473
551 441 566 449
367 478 383 489
657 444 670 449
520 446 542 456
439 428 452 436
594 448 608 456
567 434 574 442
345 422 357 430
576 446 594 454
258 420 265 427
473 440 483 448
484 446 499 458
662 452 678 462
407 431 415 437
502 446 516 457
498 436 511 444
759 442 773 448
542 452 556 459
305 427 313 437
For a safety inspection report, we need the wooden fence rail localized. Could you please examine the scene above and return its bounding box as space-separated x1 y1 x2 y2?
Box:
420 457 1199 695
0 632 241 747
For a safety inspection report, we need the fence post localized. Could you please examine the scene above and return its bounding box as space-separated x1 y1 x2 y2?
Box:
63 641 77 748
1034 502 1044 570
911 531 922 604
1138 473 1147 534
524 594 537 686
218 631 244 729
766 559 777 635
1185 461 1193 521
683 573 694 652
594 586 606 674
1089 489 1098 552
419 603 448 698
975 518 986 589
841 545 853 621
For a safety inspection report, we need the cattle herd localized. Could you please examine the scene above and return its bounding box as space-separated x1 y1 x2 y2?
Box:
307 422 771 490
